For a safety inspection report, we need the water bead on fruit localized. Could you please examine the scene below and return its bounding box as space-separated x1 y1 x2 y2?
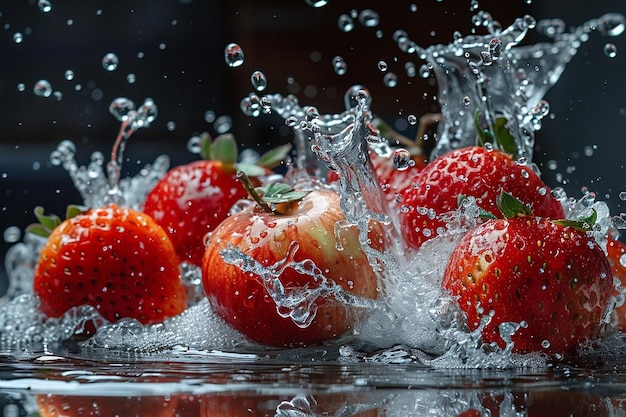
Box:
604 43 618 58
250 70 268 91
338 14 354 32
102 53 119 71
358 9 380 28
224 43 245 68
33 80 52 97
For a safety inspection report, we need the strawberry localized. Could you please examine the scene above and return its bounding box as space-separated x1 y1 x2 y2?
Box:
399 146 565 250
442 193 614 355
143 133 290 266
30 204 187 325
607 237 626 330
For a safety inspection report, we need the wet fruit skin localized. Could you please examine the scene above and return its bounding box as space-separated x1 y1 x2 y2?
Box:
442 216 613 354
144 159 248 267
33 204 187 325
202 189 382 348
607 237 626 330
36 394 178 417
399 146 565 251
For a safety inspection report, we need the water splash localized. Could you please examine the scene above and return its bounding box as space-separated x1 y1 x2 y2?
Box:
394 12 625 161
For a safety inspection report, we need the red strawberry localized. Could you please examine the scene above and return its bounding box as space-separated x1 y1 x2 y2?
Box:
442 193 613 354
607 237 626 330
399 146 565 250
143 133 290 266
31 204 187 325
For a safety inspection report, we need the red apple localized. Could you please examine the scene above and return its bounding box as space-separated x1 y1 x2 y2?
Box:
202 184 383 348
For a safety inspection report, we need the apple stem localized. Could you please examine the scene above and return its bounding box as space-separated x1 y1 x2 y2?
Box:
237 171 273 213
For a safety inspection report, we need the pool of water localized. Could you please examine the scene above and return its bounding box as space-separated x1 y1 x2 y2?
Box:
1 341 626 417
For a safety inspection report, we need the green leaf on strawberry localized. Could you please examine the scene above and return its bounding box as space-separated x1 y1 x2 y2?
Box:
496 191 534 219
26 205 86 238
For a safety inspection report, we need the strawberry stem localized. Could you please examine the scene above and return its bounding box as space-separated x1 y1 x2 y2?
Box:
237 171 273 213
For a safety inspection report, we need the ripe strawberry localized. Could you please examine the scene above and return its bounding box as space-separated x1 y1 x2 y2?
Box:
143 133 290 266
202 177 382 347
399 146 565 250
607 237 626 330
442 193 613 354
31 204 187 325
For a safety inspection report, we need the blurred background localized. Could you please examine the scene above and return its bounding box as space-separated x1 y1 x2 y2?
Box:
1 0 625 292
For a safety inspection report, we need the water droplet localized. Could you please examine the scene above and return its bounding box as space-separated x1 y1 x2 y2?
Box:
305 0 329 7
463 96 471 106
597 13 626 37
250 70 267 91
285 116 298 127
405 62 416 77
33 80 52 97
338 14 354 32
127 73 136 84
392 148 412 171
541 339 551 349
358 9 379 28
418 64 431 78
470 0 479 11
480 51 493 65
410 4 417 12
102 53 119 71
224 43 245 68
167 121 176 131
531 100 550 118
53 91 63 101
214 115 232 134
407 114 417 125
489 38 502 58
38 0 52 12
204 110 216 123
383 72 398 88
620 191 626 201
187 135 202 154
64 69 74 81
17 83 25 92
332 56 348 75
13 32 24 44
377 60 388 72
604 43 618 58
109 98 136 121
3 226 21 243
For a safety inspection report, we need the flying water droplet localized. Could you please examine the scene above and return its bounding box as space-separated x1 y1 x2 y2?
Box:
410 4 417 12
109 98 136 122
597 13 626 37
407 114 417 125
38 0 52 12
332 56 348 75
64 70 74 80
13 33 24 44
224 43 245 68
17 83 26 92
392 149 413 171
405 62 416 77
127 73 136 84
3 226 21 244
418 64 431 78
383 72 398 88
305 0 329 7
604 43 618 58
463 96 471 106
214 115 232 134
250 70 267 91
338 14 354 32
358 9 379 28
470 0 479 11
102 53 119 71
33 80 52 97
204 110 216 123
378 60 388 72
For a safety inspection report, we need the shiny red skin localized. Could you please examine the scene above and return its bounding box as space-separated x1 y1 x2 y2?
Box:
442 216 613 354
607 237 626 330
144 160 247 266
33 204 187 325
202 189 381 348
399 146 565 250
37 394 178 417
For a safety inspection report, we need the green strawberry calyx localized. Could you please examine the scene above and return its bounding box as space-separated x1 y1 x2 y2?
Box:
198 132 292 177
236 171 309 215
26 205 86 238
474 110 518 159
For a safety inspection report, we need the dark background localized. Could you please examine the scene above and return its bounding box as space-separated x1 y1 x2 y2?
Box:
1 0 625 292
